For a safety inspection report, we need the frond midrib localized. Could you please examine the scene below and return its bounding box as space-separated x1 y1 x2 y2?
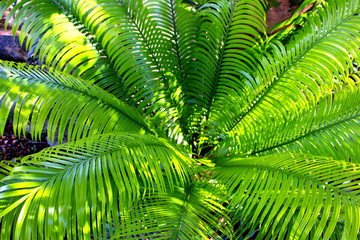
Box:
203 3 235 122
217 163 359 199
0 67 150 132
172 183 193 239
251 113 360 155
4 141 172 204
33 140 170 176
169 0 183 73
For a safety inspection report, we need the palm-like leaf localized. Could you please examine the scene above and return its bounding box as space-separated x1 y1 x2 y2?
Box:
215 153 360 239
214 71 360 162
184 0 267 133
258 81 360 162
0 0 359 239
1 0 127 98
0 133 192 239
0 62 149 143
115 183 230 239
213 0 360 161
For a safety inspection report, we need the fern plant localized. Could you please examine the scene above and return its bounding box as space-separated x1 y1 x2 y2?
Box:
0 0 359 239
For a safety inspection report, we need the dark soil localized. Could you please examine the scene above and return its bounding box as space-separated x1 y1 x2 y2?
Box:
267 0 295 28
1 122 49 160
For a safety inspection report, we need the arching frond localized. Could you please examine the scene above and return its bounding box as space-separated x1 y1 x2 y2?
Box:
60 0 192 143
215 153 360 240
57 0 163 108
184 0 267 132
143 0 200 142
0 61 149 144
1 0 196 143
255 79 360 161
213 0 360 160
1 0 126 98
114 183 230 239
0 133 192 239
143 0 199 78
215 72 360 162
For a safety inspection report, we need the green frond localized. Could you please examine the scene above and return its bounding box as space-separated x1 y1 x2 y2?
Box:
0 61 149 143
215 153 360 240
1 0 127 98
141 0 201 143
0 133 192 239
213 0 360 159
54 0 191 143
184 0 267 131
143 0 201 142
215 72 360 161
256 85 360 161
143 0 199 76
0 160 19 181
229 0 359 131
1 0 193 143
258 115 360 162
114 183 230 239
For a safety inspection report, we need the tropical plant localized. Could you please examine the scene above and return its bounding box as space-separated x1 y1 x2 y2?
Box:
0 0 359 239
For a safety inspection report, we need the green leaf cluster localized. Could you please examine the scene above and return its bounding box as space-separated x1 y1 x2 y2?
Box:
0 0 359 239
